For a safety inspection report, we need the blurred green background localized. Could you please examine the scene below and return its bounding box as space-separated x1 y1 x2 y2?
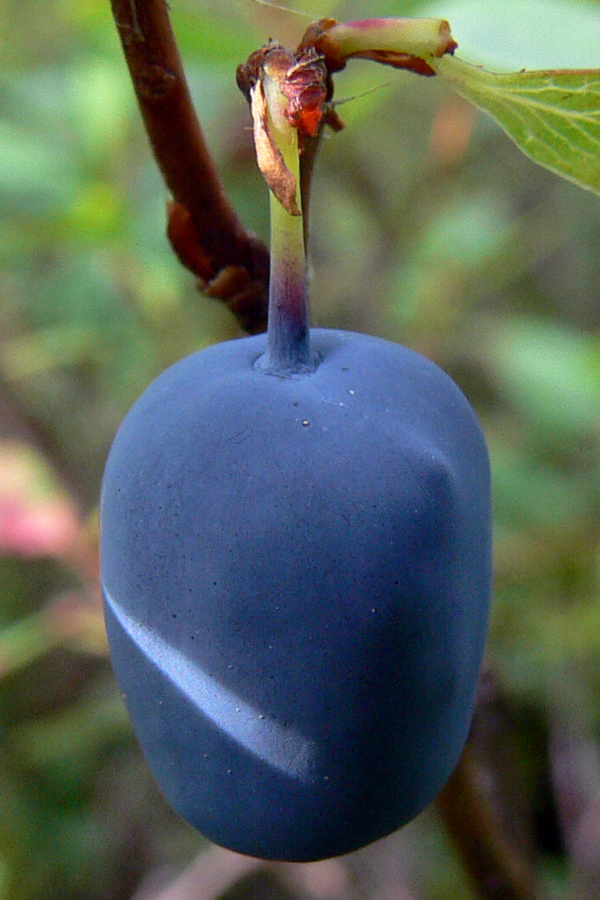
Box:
1 0 600 898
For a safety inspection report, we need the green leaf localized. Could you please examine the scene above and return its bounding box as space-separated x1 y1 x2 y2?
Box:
483 314 600 435
432 54 600 195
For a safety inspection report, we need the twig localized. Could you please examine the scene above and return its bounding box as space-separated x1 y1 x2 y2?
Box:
436 670 542 900
550 694 600 900
110 0 269 333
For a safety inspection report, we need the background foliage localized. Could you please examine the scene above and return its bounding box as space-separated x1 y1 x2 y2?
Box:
1 1 600 898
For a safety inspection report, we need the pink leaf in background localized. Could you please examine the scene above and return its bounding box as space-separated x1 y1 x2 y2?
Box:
0 441 81 559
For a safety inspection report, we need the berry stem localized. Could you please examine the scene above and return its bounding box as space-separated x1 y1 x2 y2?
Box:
261 72 314 375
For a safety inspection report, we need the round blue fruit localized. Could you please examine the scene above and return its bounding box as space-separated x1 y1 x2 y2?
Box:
100 327 492 862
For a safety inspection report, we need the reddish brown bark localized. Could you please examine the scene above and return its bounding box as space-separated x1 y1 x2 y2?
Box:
110 0 269 332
